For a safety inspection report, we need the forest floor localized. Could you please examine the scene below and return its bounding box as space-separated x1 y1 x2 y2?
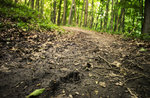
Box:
0 25 150 98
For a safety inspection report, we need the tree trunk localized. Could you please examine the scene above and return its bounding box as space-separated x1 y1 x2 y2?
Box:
31 0 34 9
118 8 124 32
15 0 18 3
68 0 75 25
110 0 114 32
121 8 125 32
57 0 62 25
104 0 110 30
114 0 118 32
62 0 67 25
25 0 27 4
40 0 44 15
84 0 88 27
53 0 57 23
36 0 40 11
142 0 150 34
77 0 80 24
90 0 94 28
80 0 85 26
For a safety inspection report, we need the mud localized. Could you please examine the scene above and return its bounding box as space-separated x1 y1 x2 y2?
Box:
0 26 150 98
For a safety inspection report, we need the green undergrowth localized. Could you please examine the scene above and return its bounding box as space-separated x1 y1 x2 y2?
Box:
80 25 150 41
0 0 57 32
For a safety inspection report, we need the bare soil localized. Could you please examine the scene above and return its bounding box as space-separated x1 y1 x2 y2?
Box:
0 26 150 98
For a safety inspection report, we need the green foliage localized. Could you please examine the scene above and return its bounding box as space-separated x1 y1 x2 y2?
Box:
139 47 147 52
26 88 45 98
0 0 56 31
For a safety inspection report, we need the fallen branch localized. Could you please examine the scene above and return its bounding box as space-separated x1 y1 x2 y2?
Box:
98 55 112 68
127 87 138 98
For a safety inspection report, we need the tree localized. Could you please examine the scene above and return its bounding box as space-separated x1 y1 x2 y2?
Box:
68 0 75 25
36 0 40 11
63 0 67 25
84 0 88 27
57 0 62 25
110 0 114 32
80 0 85 26
31 0 34 9
90 0 94 28
142 0 150 34
104 0 110 29
15 0 18 3
40 0 44 15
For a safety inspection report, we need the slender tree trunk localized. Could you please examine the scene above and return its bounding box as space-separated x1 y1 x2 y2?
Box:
114 0 118 32
84 0 88 27
122 8 125 32
53 0 57 23
63 0 67 25
80 0 85 26
25 0 27 4
57 0 62 25
31 0 34 9
104 0 110 30
68 0 75 25
77 0 80 24
36 0 40 11
142 0 150 34
118 8 124 32
100 7 103 30
140 0 144 33
15 0 18 3
28 0 31 7
74 0 77 24
90 0 94 28
110 0 114 32
40 0 44 15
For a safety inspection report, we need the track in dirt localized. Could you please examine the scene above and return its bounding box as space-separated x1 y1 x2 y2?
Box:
0 27 150 98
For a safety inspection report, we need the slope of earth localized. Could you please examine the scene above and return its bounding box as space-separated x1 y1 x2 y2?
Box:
0 26 150 98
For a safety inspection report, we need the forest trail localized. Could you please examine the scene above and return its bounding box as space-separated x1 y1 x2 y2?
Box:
0 26 150 98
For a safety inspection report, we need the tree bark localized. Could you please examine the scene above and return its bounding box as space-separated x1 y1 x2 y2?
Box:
84 0 88 27
80 0 85 26
36 0 40 11
57 0 62 25
110 0 114 32
63 0 67 25
40 0 44 15
68 0 75 25
77 0 80 24
113 0 118 32
142 0 150 34
15 0 18 3
53 0 57 23
104 0 110 29
31 0 34 9
90 0 94 28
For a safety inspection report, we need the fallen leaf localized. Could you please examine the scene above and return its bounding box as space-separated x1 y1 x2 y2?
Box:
99 82 106 88
94 90 99 95
95 81 98 84
112 61 121 67
26 88 45 98
115 82 123 86
139 47 147 52
89 73 92 77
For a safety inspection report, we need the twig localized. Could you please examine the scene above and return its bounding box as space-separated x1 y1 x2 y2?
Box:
127 88 138 98
98 55 112 68
124 76 143 83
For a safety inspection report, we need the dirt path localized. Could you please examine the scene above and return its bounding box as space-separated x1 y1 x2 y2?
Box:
0 27 150 98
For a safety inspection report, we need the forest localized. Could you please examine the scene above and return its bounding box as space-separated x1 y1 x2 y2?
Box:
0 0 150 98
13 0 150 38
